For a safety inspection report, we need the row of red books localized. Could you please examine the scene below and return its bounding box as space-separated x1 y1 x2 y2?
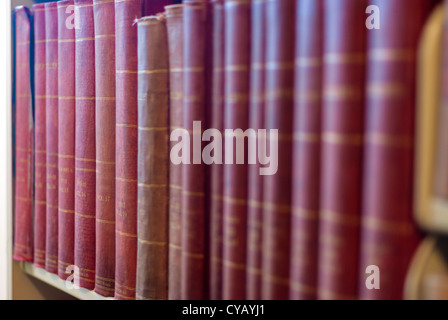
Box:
12 0 439 300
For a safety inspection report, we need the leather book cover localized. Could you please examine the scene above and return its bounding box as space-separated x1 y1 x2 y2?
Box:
261 0 295 300
93 0 116 297
359 0 429 300
45 1 59 274
317 0 366 300
135 14 169 300
222 0 250 300
57 0 76 281
13 6 33 263
289 0 323 300
32 3 46 268
182 1 207 300
74 0 96 290
165 3 184 300
114 0 142 300
207 0 224 300
246 0 265 300
143 0 178 15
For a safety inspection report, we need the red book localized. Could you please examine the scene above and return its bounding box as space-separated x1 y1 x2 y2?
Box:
261 0 295 300
44 1 59 274
32 3 46 268
57 0 76 281
359 0 429 300
317 0 366 300
136 15 170 300
165 3 184 300
182 1 207 300
94 0 116 297
289 0 323 300
74 0 96 290
207 0 224 300
13 6 33 263
246 0 265 300
222 0 250 300
114 0 142 300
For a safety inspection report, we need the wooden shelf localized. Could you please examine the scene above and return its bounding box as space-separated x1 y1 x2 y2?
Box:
19 262 113 300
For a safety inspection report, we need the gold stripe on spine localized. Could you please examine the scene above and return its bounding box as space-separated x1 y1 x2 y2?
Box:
95 34 115 39
138 239 167 246
266 61 294 70
116 177 137 183
324 53 365 64
96 218 115 224
183 251 204 259
138 183 167 188
59 208 74 214
296 90 321 102
75 37 95 42
116 230 137 238
182 190 205 197
369 49 414 62
75 212 95 219
116 123 138 128
116 70 138 74
324 86 362 101
367 83 405 98
138 69 169 74
138 126 169 131
365 133 412 148
296 56 322 67
362 215 413 235
75 167 97 173
322 132 363 146
292 207 318 220
93 0 116 5
294 132 320 143
320 210 359 226
222 259 246 270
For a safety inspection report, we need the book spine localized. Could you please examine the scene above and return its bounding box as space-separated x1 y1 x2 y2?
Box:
359 0 428 300
289 0 323 300
57 0 76 281
13 6 33 263
33 3 46 268
143 0 176 16
246 0 265 300
44 1 59 274
165 3 184 300
114 0 142 300
74 0 96 290
208 0 224 300
222 0 250 300
136 15 170 300
182 1 207 300
317 0 366 300
261 0 295 300
93 0 116 297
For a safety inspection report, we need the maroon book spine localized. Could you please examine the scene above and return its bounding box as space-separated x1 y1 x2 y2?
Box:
289 0 323 300
359 0 428 300
44 1 59 274
114 0 142 300
246 0 265 300
32 3 46 268
13 6 33 263
136 15 170 300
208 0 224 300
94 0 116 297
222 0 250 300
74 0 96 290
165 4 184 300
261 0 295 300
143 0 174 15
317 0 366 300
182 1 207 300
57 0 76 281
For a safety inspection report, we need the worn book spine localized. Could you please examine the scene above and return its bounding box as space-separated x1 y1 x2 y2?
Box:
45 1 59 274
289 0 323 300
246 0 265 300
359 0 428 300
165 3 184 300
182 1 207 300
136 15 170 300
74 0 96 290
208 0 224 301
114 0 142 300
93 0 116 297
143 0 176 15
33 3 46 268
222 0 250 300
261 0 295 300
317 0 366 300
13 6 33 263
57 0 76 281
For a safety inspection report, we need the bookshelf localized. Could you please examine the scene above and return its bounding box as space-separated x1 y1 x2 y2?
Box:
0 0 109 301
